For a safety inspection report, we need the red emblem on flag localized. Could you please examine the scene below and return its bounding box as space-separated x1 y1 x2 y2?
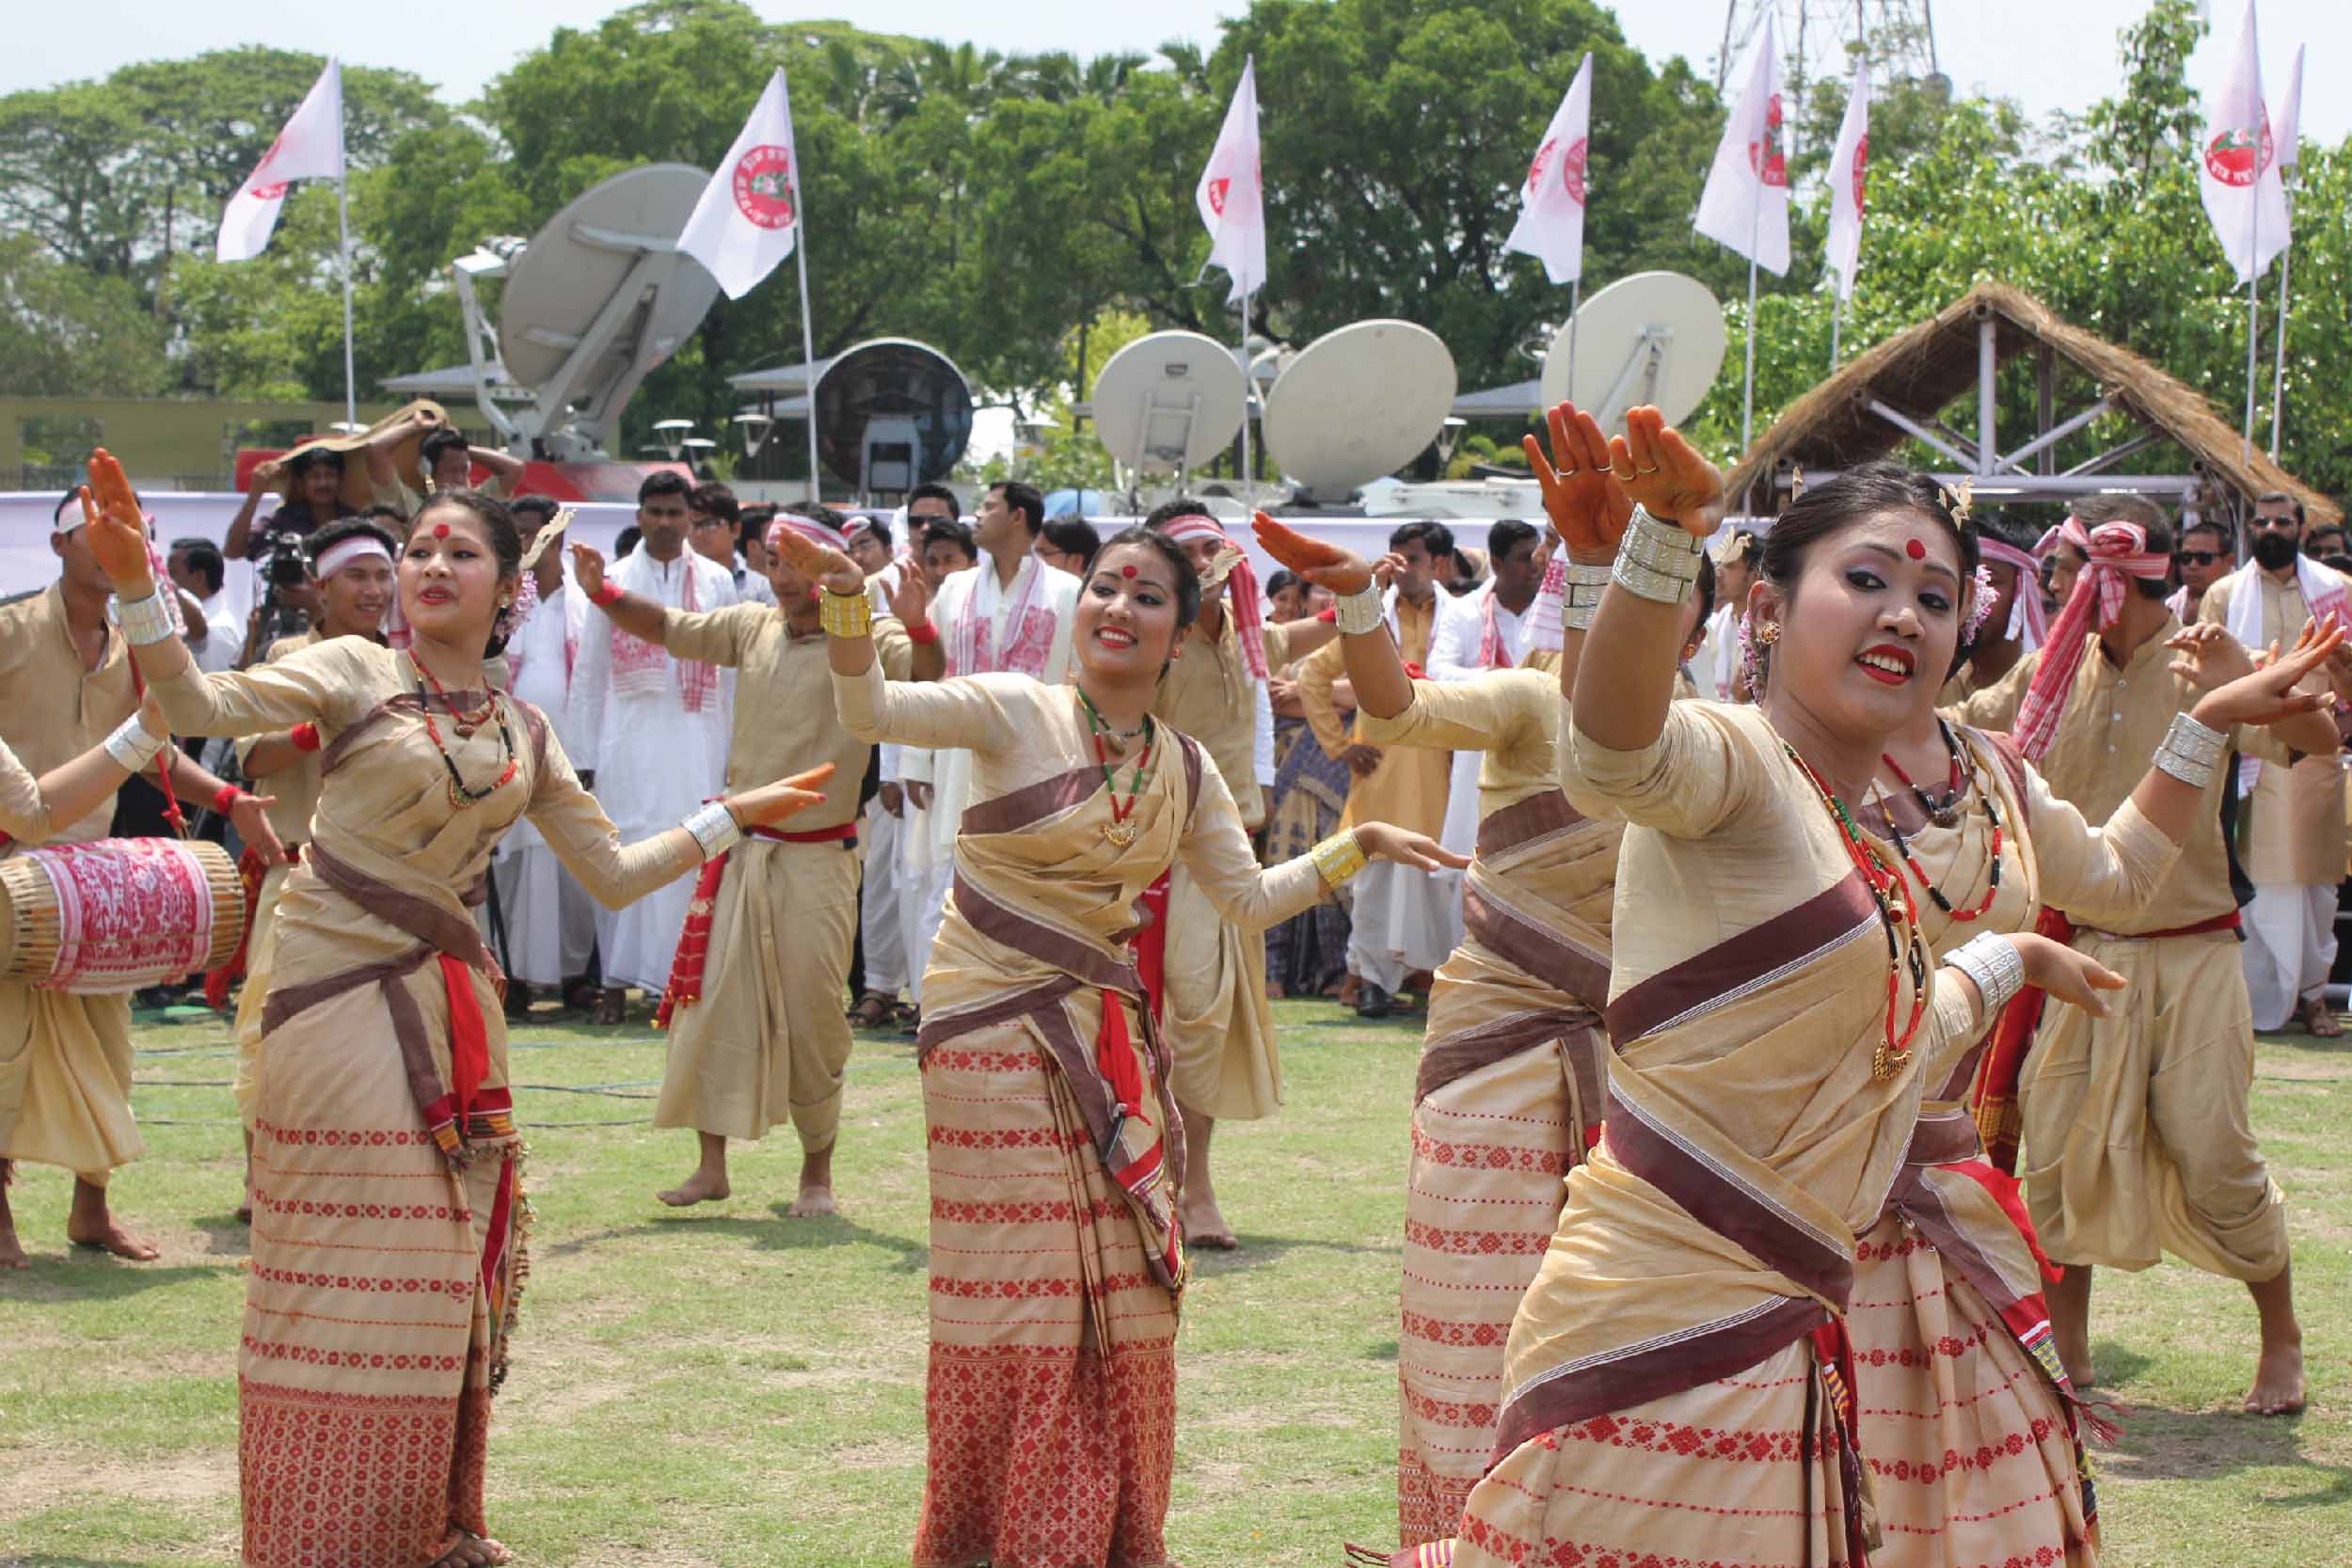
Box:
1851 134 1868 211
1207 177 1231 215
1749 92 1788 188
248 130 292 201
1562 135 1588 205
2204 121 2273 188
732 144 798 230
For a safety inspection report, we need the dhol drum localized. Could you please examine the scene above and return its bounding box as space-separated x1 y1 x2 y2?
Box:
0 837 245 993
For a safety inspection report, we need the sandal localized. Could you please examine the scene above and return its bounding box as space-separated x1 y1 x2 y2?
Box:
2300 997 2343 1037
848 991 896 1029
591 987 628 1027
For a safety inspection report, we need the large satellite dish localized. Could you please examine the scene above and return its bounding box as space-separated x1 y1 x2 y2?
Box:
450 163 719 461
1091 330 1247 480
812 339 974 500
1538 271 1726 436
1263 321 1457 500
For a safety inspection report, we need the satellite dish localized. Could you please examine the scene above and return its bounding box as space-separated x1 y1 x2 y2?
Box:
1538 271 1726 435
1090 330 1247 479
453 164 720 461
811 339 975 501
1263 321 1457 500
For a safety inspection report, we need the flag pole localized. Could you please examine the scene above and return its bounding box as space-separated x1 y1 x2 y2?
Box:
2268 178 2295 460
795 227 820 503
1829 293 1844 370
1238 286 1253 504
1565 277 1582 399
1740 198 1760 455
336 169 356 428
2241 195 2259 467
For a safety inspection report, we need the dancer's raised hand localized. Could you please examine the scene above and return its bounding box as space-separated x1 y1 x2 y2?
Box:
78 450 155 592
1523 401 1630 557
768 528 864 597
2181 613 2344 727
1607 407 1724 537
568 544 607 601
1250 512 1374 596
726 763 838 831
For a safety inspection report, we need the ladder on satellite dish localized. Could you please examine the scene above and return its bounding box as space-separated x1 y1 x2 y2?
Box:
449 164 720 462
1091 330 1249 499
1538 272 1728 438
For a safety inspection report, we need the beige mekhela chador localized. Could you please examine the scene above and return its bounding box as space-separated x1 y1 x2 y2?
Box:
230 631 331 1127
1150 615 1291 1120
651 604 911 1149
832 660 1349 1568
1848 723 2177 1566
1353 667 1621 1547
1957 622 2295 1283
143 637 709 1568
1450 700 1987 1568
0 584 141 1184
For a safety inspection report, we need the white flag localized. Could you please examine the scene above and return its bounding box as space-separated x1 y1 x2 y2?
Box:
2198 1 2289 282
216 60 344 262
1825 60 1870 302
1693 17 1790 275
1196 57 1266 304
2274 42 2305 174
678 68 804 301
1502 55 1593 286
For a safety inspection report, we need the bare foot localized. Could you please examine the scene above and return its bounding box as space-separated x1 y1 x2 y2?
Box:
424 1530 512 1568
656 1172 730 1207
1183 1195 1239 1251
67 1216 161 1261
0 1227 25 1269
787 1185 838 1218
2246 1338 2307 1416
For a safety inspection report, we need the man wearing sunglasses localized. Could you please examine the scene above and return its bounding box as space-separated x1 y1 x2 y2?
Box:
2195 492 2351 1040
2168 519 2234 619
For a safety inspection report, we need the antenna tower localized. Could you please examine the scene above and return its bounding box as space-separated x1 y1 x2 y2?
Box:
1716 2 1945 134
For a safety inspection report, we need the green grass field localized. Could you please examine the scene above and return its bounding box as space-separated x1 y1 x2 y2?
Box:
1 998 2345 1567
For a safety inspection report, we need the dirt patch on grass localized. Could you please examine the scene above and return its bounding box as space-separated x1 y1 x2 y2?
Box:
0 1447 234 1518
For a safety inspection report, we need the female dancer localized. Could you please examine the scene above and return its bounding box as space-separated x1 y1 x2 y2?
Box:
771 521 1461 1568
1253 402 1717 1548
1839 587 2337 1561
1263 573 1357 1001
78 451 828 1568
1448 408 2276 1568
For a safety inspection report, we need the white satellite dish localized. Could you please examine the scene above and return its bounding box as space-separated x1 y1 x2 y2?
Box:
451 164 720 461
1263 320 1457 499
1537 271 1726 435
1091 330 1247 480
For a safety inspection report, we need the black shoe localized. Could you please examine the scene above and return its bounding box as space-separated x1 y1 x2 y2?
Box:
1355 982 1391 1020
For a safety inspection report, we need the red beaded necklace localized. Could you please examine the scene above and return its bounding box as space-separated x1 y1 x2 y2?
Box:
408 653 517 809
1783 741 1929 1080
1875 745 2003 923
1079 689 1154 847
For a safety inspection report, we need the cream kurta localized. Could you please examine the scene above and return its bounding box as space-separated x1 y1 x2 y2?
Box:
1957 628 2293 1280
834 661 1336 1568
2197 568 2349 884
0 583 141 1182
1359 668 1623 1547
1152 618 1293 1121
146 636 703 1568
651 603 911 1146
1451 701 1984 1568
1297 598 1448 838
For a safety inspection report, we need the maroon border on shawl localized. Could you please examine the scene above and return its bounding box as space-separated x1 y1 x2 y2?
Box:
1601 869 1876 1045
1604 1091 1853 1308
1462 883 1611 1006
1416 1009 1606 1125
1474 788 1586 861
951 872 1140 994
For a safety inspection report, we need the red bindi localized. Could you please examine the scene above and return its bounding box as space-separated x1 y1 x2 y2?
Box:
1904 538 1926 561
1120 563 1137 578
433 523 452 539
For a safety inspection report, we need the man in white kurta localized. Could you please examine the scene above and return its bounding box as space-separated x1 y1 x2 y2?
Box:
898 483 1075 1008
486 499 596 1005
567 477 738 1003
1428 521 1544 868
2197 493 2352 1035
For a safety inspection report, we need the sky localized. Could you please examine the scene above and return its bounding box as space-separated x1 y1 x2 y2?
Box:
12 0 2350 146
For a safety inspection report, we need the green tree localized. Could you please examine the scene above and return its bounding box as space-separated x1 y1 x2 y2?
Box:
0 232 171 397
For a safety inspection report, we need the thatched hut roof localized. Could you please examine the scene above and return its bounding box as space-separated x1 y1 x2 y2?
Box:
1724 281 2338 527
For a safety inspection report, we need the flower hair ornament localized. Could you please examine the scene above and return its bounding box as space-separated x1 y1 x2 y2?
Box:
1737 606 1780 697
1938 477 1976 530
1966 563 2001 641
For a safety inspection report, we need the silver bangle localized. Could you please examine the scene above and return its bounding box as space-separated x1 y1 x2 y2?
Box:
103 714 166 772
2153 711 2227 791
1563 561 1610 629
1333 585 1386 637
1947 931 2026 1018
1611 507 1703 605
114 587 177 646
683 800 742 861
